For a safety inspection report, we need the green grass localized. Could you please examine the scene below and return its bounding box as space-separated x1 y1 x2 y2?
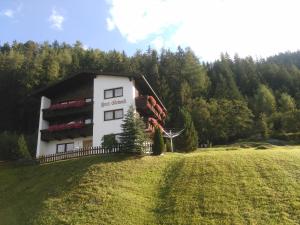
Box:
1 146 300 225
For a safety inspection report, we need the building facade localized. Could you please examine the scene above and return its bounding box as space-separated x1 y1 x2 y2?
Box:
35 72 167 157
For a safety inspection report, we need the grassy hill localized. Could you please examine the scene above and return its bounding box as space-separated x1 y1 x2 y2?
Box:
1 145 300 225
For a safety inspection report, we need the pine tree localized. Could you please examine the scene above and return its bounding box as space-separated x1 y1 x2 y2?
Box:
17 135 32 160
152 127 165 155
120 106 148 154
176 108 198 152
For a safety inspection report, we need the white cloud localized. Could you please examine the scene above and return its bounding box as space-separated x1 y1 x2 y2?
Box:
1 3 22 18
106 18 115 31
83 44 89 50
3 9 14 18
106 0 300 61
151 36 164 50
49 9 65 30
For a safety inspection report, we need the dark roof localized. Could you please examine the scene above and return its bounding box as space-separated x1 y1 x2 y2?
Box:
31 71 167 111
30 71 137 97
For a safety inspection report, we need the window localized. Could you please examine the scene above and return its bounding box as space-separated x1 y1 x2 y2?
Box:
104 109 124 121
56 142 74 153
114 109 123 119
114 88 123 97
57 144 65 153
104 89 113 99
66 143 74 152
104 87 123 99
104 111 114 120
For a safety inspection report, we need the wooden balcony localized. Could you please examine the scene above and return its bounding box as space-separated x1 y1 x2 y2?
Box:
43 102 93 122
135 96 166 122
41 124 93 142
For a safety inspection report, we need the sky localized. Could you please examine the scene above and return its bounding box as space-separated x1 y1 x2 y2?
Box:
1 0 300 62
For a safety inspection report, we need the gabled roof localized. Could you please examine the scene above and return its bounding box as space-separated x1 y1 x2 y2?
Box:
31 71 167 111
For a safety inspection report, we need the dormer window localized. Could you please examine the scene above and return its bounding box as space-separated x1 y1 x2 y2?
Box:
104 87 123 99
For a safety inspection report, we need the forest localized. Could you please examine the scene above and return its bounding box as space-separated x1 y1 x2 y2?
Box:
1 40 300 155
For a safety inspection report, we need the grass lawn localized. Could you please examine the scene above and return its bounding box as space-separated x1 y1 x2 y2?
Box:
0 145 300 225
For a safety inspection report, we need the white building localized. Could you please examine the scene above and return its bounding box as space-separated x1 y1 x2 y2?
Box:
35 72 167 157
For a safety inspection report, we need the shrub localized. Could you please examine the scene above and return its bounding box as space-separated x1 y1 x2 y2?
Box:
165 139 172 152
152 127 165 155
0 132 32 161
101 134 118 149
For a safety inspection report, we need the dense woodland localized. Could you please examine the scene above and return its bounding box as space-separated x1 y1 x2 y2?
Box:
1 40 300 154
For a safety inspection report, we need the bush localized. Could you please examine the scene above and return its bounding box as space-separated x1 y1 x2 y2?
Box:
101 134 118 149
165 139 172 152
152 128 165 155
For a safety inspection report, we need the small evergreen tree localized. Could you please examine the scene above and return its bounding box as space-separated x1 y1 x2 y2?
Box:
152 127 165 155
120 106 148 154
176 108 198 152
17 135 32 160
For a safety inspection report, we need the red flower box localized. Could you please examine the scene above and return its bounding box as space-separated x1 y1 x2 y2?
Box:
48 121 84 132
49 99 85 110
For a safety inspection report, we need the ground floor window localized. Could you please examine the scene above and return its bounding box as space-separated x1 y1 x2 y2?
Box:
56 142 74 153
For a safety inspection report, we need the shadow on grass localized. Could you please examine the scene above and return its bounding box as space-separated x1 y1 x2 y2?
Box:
0 153 137 225
153 158 185 225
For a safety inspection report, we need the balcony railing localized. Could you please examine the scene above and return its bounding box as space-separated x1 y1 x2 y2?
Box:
43 101 93 121
41 124 93 142
135 96 167 122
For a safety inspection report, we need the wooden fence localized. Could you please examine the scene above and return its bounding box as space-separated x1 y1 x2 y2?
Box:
37 144 152 164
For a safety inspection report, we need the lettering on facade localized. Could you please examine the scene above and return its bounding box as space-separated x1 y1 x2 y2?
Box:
101 98 127 107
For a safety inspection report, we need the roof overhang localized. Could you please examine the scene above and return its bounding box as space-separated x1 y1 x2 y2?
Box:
31 71 167 111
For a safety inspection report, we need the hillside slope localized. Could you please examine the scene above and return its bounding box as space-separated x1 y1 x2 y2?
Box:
1 146 300 225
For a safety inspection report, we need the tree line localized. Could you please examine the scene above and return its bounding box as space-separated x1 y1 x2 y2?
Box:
1 40 300 154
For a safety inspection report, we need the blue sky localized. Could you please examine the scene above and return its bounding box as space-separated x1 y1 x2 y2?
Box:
1 0 300 61
0 0 138 54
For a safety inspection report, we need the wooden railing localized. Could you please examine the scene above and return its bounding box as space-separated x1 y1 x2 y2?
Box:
38 145 121 164
37 144 153 164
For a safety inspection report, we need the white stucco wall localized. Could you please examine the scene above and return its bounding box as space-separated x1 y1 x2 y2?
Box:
41 136 93 155
93 75 136 146
36 96 51 157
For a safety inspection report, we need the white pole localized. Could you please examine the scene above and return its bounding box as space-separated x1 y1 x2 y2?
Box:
162 129 184 153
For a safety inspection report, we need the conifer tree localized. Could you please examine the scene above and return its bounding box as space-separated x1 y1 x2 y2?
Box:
176 108 198 152
17 135 32 160
120 106 148 154
152 127 165 155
